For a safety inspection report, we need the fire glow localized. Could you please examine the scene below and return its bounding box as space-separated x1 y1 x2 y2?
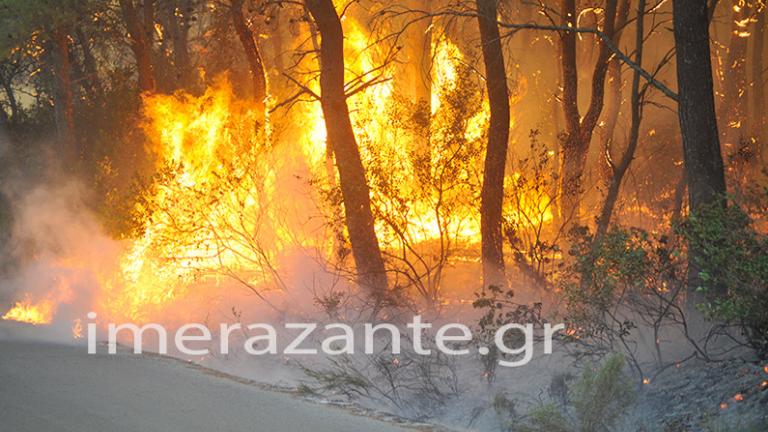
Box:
2 13 552 329
2 297 55 325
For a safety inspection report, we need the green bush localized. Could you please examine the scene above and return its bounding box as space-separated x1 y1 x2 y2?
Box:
516 403 570 432
681 203 768 358
513 354 635 432
473 284 543 382
560 226 683 368
564 227 653 341
571 354 636 432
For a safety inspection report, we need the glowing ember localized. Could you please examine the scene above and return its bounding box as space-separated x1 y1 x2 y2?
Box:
2 297 55 325
642 378 650 385
733 393 744 402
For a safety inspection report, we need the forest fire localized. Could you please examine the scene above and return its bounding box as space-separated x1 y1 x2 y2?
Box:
0 3 559 327
47 16 546 324
0 0 767 430
101 79 272 322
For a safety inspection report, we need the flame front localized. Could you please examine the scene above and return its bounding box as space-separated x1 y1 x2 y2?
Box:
2 297 55 325
3 14 553 327
102 78 295 322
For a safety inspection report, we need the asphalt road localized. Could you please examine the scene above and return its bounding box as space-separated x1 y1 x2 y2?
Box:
0 340 411 432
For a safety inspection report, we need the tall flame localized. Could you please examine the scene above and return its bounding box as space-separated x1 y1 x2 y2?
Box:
3 15 553 328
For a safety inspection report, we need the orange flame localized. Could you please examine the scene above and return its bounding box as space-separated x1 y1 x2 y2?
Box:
2 297 55 325
8 17 552 326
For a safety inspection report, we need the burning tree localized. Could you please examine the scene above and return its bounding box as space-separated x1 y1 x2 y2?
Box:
304 0 389 303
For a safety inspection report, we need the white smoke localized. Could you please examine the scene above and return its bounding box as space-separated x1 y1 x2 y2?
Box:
0 179 123 339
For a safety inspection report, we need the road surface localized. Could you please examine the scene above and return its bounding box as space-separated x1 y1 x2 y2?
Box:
0 340 413 432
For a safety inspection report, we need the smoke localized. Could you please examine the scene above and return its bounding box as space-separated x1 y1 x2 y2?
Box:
0 176 123 338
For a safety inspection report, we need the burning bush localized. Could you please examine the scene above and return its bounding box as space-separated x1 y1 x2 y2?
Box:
359 64 487 305
99 78 326 322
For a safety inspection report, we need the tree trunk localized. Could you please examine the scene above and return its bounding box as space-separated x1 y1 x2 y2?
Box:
70 48 98 106
600 58 622 185
264 3 287 96
0 108 10 163
304 0 388 297
0 77 18 124
558 0 619 225
0 99 8 126
559 0 582 225
120 0 156 92
231 0 267 122
144 0 155 53
595 0 645 241
752 7 766 165
579 0 620 137
671 172 687 225
168 0 192 89
142 0 159 89
404 0 432 109
672 0 728 303
401 0 433 161
74 28 102 100
673 1 727 211
51 28 78 165
599 0 631 186
719 1 750 148
476 0 511 289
